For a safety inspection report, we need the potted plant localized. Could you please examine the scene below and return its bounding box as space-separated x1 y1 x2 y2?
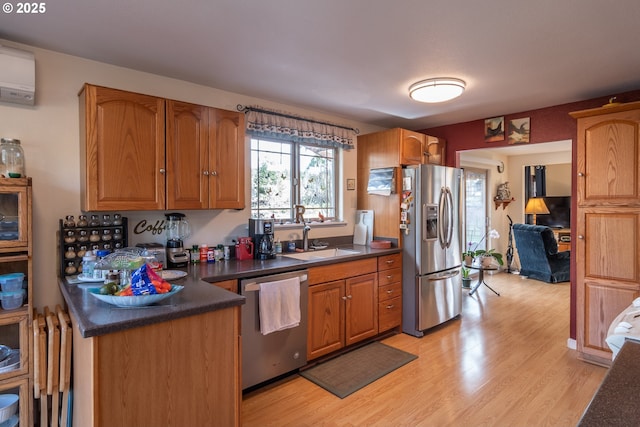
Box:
462 242 475 266
461 266 472 288
473 248 504 267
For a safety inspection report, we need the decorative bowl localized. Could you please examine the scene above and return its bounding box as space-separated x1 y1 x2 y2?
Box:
0 394 18 423
88 284 183 307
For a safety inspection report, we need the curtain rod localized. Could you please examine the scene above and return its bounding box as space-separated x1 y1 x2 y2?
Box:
237 104 359 134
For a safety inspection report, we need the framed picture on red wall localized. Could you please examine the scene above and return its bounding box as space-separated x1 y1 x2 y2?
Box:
508 117 530 144
484 116 504 142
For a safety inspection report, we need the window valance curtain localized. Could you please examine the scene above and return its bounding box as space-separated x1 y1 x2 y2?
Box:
240 105 356 150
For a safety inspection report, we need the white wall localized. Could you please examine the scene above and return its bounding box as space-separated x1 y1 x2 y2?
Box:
0 39 382 309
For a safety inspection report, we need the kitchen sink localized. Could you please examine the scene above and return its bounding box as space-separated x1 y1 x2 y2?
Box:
282 248 361 261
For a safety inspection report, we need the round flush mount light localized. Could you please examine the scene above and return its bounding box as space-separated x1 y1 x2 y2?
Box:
409 78 466 103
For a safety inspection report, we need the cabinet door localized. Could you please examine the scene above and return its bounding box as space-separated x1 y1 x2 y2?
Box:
576 208 640 361
209 109 245 209
399 129 426 165
80 84 166 211
345 273 378 346
0 181 30 251
166 100 209 210
307 280 344 360
577 110 640 205
423 136 446 165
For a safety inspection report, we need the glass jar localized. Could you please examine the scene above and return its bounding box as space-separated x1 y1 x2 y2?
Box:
64 215 76 228
89 215 100 227
0 138 25 178
77 215 88 227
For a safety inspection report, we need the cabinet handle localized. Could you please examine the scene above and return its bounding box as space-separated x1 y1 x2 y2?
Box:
386 289 393 294
347 295 352 299
386 304 395 309
159 168 166 174
578 235 584 239
386 260 394 264
203 170 209 176
386 275 393 279
578 172 584 177
211 170 218 176
342 296 347 301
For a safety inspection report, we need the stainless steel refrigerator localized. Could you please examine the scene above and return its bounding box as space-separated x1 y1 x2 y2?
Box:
402 164 463 337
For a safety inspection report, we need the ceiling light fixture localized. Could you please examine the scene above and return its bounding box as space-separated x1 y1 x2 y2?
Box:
409 78 466 103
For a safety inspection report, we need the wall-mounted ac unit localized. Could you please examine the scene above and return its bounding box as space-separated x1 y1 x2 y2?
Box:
0 45 35 106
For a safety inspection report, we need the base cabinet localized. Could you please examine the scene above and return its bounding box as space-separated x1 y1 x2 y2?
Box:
307 253 402 361
70 306 241 427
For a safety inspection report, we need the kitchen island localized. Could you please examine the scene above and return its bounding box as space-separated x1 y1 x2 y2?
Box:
59 244 401 427
59 269 246 427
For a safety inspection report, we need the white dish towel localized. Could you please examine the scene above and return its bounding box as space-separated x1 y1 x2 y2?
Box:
259 277 301 335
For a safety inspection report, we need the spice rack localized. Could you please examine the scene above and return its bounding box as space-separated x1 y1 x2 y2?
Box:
58 215 128 277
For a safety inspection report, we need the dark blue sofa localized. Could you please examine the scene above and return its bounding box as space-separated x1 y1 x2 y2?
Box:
512 223 570 283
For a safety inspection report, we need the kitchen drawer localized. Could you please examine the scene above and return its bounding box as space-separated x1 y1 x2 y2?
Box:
377 268 402 287
378 282 401 302
378 296 402 332
378 253 401 271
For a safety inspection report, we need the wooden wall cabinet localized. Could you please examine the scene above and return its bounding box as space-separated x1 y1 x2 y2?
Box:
0 178 32 426
166 101 245 210
307 258 378 360
571 102 640 365
80 84 245 211
357 128 445 242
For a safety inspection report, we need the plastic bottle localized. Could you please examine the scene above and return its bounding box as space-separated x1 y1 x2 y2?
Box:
95 249 111 280
275 239 282 255
199 244 208 263
191 244 200 263
82 250 96 278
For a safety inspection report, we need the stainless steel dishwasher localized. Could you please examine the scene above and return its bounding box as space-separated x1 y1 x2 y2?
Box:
241 270 308 390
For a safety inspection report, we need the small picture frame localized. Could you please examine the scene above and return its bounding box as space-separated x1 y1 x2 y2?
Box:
484 116 504 142
508 118 530 144
346 178 356 191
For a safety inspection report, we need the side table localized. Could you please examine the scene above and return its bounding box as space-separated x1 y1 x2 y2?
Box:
468 264 500 296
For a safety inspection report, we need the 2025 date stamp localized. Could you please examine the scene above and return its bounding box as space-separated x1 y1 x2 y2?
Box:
3 2 47 13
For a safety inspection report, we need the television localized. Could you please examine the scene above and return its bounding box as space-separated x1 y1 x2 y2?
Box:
534 196 571 229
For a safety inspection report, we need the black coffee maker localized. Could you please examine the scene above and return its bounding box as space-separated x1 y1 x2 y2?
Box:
249 218 275 260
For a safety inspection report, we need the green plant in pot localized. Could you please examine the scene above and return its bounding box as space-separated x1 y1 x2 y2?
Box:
466 229 504 268
461 266 472 288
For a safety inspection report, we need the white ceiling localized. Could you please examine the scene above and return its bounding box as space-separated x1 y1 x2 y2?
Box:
2 1 640 130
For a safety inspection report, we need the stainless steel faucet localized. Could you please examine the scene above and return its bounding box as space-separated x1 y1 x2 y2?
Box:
303 224 311 251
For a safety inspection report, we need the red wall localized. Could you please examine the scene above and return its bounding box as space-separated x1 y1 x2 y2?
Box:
418 89 640 341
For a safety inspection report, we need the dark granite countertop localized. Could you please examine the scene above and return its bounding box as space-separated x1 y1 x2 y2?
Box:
578 340 640 426
60 244 400 339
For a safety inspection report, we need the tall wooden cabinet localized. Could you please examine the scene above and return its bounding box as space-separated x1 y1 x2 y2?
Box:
79 84 245 211
0 178 32 426
571 102 640 365
357 128 445 242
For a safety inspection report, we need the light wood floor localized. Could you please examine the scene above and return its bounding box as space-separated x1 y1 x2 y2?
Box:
242 272 608 426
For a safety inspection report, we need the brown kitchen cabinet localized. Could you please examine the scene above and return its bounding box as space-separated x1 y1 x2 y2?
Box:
70 305 241 427
571 102 640 365
377 253 402 332
357 128 445 242
307 258 378 360
0 178 33 426
166 101 245 210
79 84 245 211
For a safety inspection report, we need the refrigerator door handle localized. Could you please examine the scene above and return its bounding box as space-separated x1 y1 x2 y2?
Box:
438 188 447 248
425 269 460 281
445 187 454 248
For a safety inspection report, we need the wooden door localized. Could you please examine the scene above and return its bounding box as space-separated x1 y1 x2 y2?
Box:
166 100 209 210
209 109 245 209
307 280 345 360
345 273 378 346
80 84 165 211
423 135 446 165
399 129 425 165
